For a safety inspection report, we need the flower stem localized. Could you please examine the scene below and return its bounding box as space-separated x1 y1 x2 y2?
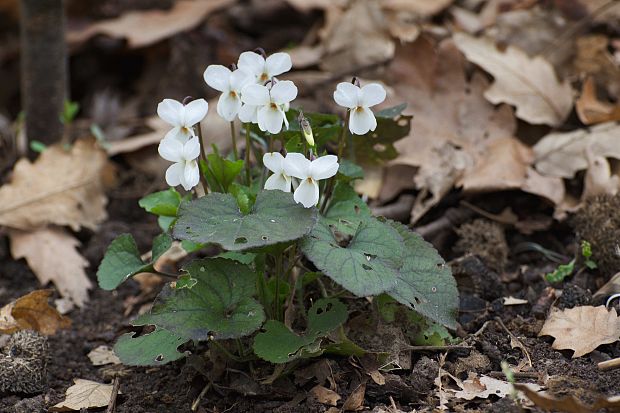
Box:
320 111 350 213
230 121 239 160
244 123 252 185
194 123 209 194
274 252 283 321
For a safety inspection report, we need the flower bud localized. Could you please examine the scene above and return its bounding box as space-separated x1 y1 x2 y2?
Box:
298 111 314 147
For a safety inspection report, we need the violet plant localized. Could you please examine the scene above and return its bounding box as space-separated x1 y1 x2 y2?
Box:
97 49 458 366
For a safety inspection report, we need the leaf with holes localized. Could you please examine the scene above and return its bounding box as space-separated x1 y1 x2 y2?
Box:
97 233 172 290
300 217 403 297
253 298 348 363
113 326 189 366
173 190 318 251
387 221 459 328
136 258 265 340
352 104 412 166
323 182 371 235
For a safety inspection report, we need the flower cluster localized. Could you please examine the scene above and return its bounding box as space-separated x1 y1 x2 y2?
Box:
155 49 387 196
263 152 339 208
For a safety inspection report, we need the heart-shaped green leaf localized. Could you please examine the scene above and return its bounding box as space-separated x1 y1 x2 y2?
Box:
137 258 265 340
253 298 347 363
323 182 371 235
139 188 182 216
173 190 318 251
97 233 172 290
114 326 189 366
300 217 402 296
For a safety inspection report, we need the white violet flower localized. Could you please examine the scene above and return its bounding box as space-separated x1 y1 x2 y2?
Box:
241 80 298 134
203 65 252 121
158 135 201 191
157 98 209 142
263 152 291 192
238 51 292 85
283 153 339 208
333 82 386 135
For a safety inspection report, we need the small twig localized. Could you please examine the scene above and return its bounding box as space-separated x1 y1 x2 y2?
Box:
191 380 212 411
105 376 120 413
598 357 620 371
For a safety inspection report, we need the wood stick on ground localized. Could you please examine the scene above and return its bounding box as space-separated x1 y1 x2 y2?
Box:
106 376 121 413
20 0 67 149
598 357 620 371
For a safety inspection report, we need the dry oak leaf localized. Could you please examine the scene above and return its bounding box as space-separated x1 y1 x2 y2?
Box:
450 374 514 400
453 33 573 126
50 379 117 412
533 122 620 179
87 345 121 366
576 77 620 125
539 306 620 358
515 383 620 413
9 227 92 307
0 138 107 231
67 0 233 49
0 289 71 335
310 385 341 406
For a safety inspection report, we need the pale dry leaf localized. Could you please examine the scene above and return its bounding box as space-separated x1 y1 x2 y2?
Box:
342 381 366 411
576 77 620 125
320 0 394 73
285 0 347 12
0 289 71 335
50 379 117 412
68 0 233 49
574 35 620 100
310 385 341 406
0 139 107 231
582 147 619 199
533 122 620 179
539 306 620 358
515 383 620 413
503 297 529 306
87 345 121 366
9 227 92 307
453 33 573 126
451 374 514 400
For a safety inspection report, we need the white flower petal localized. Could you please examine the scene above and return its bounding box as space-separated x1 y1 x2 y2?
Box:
257 106 284 134
349 107 377 135
264 173 291 192
238 51 265 76
238 104 259 123
310 155 339 180
334 82 360 109
158 138 184 162
217 92 242 121
241 84 270 106
270 80 297 105
360 83 386 107
294 178 319 208
204 65 231 92
165 162 184 187
265 52 292 77
181 160 200 191
164 126 192 143
283 152 311 179
183 99 208 127
263 152 285 173
157 99 184 126
230 68 253 92
183 136 201 160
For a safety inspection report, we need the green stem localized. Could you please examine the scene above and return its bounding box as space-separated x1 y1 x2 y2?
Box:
320 111 350 214
244 123 252 185
230 121 239 160
194 123 209 194
274 253 283 321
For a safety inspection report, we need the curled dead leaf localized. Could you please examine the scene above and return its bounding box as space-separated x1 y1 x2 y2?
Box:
0 290 71 335
310 385 341 406
539 306 620 358
576 77 620 125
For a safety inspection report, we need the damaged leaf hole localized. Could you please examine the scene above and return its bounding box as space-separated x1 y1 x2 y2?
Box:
234 237 248 244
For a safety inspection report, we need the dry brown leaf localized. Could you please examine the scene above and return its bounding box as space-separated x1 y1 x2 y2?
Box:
310 385 341 406
0 138 107 231
574 35 620 100
539 306 620 358
576 77 620 125
381 0 453 18
342 381 366 411
320 0 394 73
68 0 233 49
9 227 92 307
450 374 514 400
87 345 121 366
0 289 71 335
515 383 620 413
453 33 573 126
50 379 116 412
533 122 620 179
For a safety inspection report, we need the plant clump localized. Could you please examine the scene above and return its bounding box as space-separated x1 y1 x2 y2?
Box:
0 330 49 394
572 194 620 276
454 218 508 272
